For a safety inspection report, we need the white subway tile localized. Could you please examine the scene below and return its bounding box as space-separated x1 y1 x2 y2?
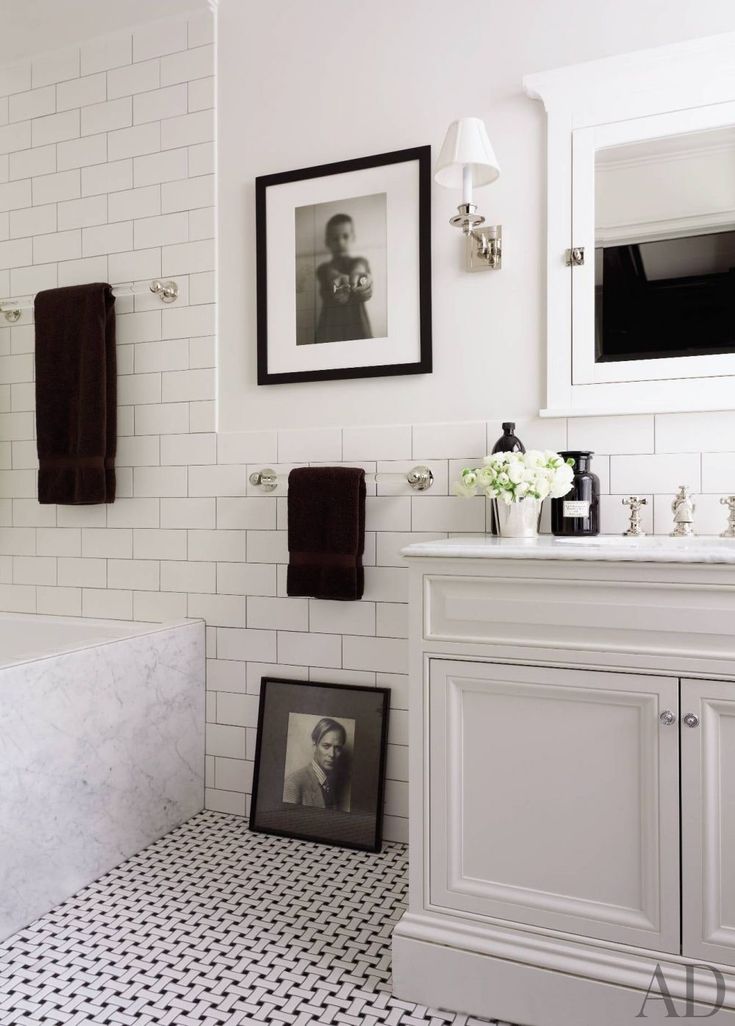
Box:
188 529 246 562
37 586 81 617
82 587 132 620
57 73 107 111
161 496 215 529
32 48 79 88
133 19 188 62
0 582 36 612
37 528 81 557
702 452 735 493
161 174 214 213
0 122 31 155
414 421 485 460
216 497 275 530
0 65 31 98
134 211 188 249
33 229 81 264
216 695 259 732
0 239 31 272
133 147 187 187
376 602 408 639
57 133 108 172
33 168 80 205
81 158 133 196
161 558 215 593
161 433 216 466
9 144 56 180
161 109 213 149
106 496 160 529
363 566 408 603
108 122 160 161
133 589 187 622
567 414 654 455
106 184 159 222
81 96 132 136
206 723 246 760
214 756 253 792
133 465 187 497
31 109 80 147
188 77 214 113
310 599 375 636
217 432 277 466
11 261 57 294
162 238 214 274
107 558 159 591
412 494 486 532
116 434 160 467
82 220 133 256
82 528 132 559
0 527 35 555
0 180 31 212
247 595 307 632
135 402 188 435
205 788 246 816
343 634 407 674
278 630 341 668
186 204 214 241
57 255 108 287
133 83 187 124
275 426 341 463
107 59 159 99
189 592 246 628
160 45 214 86
247 530 288 564
109 247 161 284
188 464 244 498
11 499 55 528
133 339 187 373
8 86 55 123
189 401 215 433
57 195 107 231
217 562 276 597
610 453 701 494
162 368 214 403
217 627 276 663
189 335 215 366
188 141 213 176
133 527 186 560
656 411 735 454
81 33 132 76
365 496 411 532
343 424 412 461
58 557 107 588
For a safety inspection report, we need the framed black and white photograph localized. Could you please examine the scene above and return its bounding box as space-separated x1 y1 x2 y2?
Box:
256 146 432 384
249 677 390 852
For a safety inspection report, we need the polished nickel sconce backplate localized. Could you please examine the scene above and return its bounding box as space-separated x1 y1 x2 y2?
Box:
448 203 502 271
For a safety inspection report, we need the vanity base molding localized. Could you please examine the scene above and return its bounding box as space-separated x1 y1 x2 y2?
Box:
393 913 735 1025
395 540 735 1025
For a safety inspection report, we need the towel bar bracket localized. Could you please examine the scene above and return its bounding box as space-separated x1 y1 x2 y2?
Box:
249 465 434 492
150 279 179 303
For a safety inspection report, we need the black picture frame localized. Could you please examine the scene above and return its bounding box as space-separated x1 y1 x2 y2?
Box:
256 145 432 385
249 677 390 853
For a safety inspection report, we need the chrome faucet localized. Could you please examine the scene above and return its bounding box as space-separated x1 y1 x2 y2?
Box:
671 485 696 538
622 496 647 537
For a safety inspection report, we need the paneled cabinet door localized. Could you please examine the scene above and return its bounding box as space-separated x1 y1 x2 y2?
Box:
428 659 680 952
682 678 735 966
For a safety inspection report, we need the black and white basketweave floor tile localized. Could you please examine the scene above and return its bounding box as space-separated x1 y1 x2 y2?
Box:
0 811 494 1026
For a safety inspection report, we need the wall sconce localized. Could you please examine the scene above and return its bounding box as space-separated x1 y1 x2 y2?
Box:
435 116 502 271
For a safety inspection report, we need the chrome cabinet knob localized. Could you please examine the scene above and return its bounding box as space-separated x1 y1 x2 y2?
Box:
683 712 700 729
659 710 676 726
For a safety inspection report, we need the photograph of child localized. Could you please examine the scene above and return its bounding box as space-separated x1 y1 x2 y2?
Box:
295 193 388 346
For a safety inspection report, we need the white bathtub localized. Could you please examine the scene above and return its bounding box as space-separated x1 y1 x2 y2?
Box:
0 613 205 942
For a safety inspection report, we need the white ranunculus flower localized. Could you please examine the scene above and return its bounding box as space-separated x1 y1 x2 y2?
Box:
549 461 574 498
453 448 574 505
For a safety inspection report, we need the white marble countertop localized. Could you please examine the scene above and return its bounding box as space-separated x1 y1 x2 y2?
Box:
401 534 735 564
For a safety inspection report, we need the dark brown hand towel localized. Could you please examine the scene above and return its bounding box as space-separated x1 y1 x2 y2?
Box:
35 283 116 504
287 467 366 600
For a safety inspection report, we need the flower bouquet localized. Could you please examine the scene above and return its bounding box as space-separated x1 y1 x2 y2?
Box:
453 450 574 538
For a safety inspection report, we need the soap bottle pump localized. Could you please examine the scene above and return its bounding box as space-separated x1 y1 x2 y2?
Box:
489 423 525 535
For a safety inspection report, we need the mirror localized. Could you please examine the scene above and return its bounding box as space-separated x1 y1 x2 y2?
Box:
595 126 735 364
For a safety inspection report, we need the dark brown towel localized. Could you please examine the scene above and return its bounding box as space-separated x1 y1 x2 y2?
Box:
287 467 366 600
35 283 116 504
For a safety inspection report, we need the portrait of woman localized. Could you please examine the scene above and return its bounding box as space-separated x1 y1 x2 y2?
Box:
282 714 353 812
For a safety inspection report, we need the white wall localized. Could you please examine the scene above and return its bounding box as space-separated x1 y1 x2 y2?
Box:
217 0 735 432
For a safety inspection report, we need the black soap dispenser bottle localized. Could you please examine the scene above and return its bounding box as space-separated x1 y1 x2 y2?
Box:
489 423 525 535
551 450 600 537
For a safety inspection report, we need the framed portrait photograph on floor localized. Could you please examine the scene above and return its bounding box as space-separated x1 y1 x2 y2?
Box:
256 146 432 384
249 677 390 852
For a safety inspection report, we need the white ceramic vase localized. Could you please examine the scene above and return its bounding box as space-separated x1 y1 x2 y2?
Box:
493 497 542 539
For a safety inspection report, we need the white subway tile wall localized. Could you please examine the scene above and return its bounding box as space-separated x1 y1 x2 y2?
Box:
3 13 735 843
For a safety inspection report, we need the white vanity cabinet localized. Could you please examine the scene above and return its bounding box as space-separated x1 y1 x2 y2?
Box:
392 537 735 1026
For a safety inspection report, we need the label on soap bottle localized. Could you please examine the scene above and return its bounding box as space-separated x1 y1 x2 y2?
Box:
563 500 590 518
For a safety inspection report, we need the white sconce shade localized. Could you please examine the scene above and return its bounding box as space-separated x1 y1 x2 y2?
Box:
434 117 501 191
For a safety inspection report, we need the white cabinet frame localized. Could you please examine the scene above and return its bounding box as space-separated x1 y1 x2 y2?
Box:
524 32 735 418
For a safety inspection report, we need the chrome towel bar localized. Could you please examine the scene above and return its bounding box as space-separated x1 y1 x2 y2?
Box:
249 465 434 493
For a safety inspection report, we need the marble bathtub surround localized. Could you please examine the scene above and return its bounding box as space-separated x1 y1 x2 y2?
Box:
0 616 205 943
